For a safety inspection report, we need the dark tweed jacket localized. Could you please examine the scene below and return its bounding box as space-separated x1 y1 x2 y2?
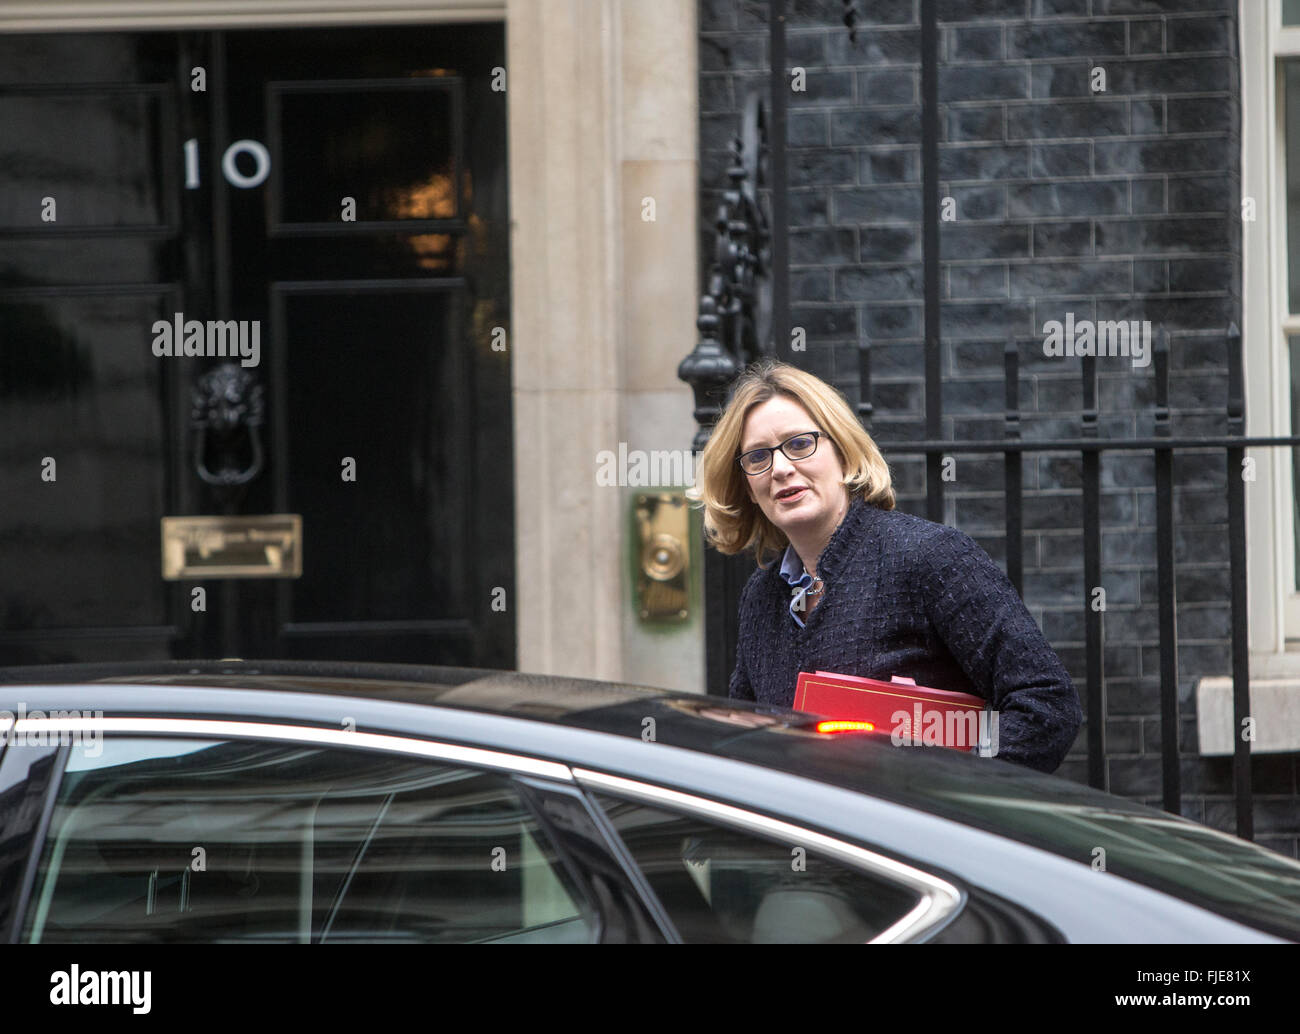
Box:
728 494 1082 773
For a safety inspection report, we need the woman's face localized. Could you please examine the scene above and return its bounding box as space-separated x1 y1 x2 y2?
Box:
739 395 849 538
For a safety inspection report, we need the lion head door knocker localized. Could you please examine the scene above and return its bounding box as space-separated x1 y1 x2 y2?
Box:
191 363 266 501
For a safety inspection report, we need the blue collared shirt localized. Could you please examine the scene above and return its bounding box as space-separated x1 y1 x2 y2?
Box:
778 544 817 628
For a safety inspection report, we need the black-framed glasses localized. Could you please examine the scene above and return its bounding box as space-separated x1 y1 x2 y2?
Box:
736 431 826 475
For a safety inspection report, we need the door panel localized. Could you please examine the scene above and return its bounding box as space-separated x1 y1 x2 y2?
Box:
268 78 461 230
0 33 187 662
274 281 473 655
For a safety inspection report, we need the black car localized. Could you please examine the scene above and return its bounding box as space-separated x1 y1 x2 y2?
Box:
2 660 1298 943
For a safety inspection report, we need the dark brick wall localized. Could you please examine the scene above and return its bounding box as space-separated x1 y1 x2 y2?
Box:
699 0 1300 858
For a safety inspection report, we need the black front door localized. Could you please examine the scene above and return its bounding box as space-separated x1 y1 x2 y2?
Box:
0 24 513 668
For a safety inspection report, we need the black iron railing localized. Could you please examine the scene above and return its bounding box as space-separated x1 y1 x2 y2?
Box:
851 324 1284 841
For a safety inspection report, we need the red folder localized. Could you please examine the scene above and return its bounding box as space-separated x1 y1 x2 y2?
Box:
794 670 987 752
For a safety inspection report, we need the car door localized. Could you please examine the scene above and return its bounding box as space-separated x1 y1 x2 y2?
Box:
1 726 666 943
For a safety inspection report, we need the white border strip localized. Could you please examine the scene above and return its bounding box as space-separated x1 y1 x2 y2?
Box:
9 716 572 782
572 767 963 944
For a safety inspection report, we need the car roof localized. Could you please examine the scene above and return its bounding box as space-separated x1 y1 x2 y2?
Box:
0 659 666 717
0 661 1188 806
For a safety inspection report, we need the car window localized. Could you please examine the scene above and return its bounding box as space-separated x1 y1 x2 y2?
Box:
20 737 597 943
593 792 923 943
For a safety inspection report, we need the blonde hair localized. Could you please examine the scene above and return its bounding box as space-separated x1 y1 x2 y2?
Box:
690 359 895 567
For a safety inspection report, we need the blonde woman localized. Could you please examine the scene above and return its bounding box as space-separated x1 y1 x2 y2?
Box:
693 359 1081 774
